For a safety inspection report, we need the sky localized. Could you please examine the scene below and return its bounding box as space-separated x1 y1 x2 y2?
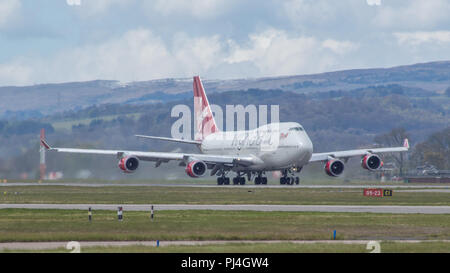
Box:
0 0 449 86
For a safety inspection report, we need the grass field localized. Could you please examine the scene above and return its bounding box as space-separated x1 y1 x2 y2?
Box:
0 185 449 206
0 209 448 242
3 242 449 253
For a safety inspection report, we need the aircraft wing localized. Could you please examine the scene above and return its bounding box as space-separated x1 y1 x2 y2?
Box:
309 139 409 162
135 135 202 145
41 140 259 167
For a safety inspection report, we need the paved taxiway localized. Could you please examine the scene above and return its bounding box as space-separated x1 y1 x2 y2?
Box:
1 240 449 251
1 204 448 214
1 182 449 189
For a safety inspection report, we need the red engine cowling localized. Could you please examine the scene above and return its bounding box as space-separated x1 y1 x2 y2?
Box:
361 154 383 171
325 159 345 177
185 160 207 178
118 156 140 173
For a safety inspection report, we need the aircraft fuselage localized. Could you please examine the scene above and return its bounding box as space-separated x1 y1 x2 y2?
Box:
200 122 313 171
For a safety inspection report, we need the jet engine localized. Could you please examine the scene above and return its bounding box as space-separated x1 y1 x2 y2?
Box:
325 159 345 177
118 156 140 173
361 154 383 171
185 160 207 178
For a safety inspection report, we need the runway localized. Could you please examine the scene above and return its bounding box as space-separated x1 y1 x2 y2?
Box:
1 204 449 214
1 240 449 251
1 182 449 189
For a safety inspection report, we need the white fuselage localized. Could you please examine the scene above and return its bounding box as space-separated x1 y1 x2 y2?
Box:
200 122 313 171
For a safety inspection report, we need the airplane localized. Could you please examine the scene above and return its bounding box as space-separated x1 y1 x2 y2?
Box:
41 76 409 186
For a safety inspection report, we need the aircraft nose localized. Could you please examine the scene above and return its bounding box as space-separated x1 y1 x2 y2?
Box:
299 135 313 155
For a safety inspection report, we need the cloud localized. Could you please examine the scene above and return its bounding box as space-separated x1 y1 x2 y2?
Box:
66 0 81 6
372 0 450 29
0 0 21 28
225 29 358 76
0 27 360 85
283 0 450 32
150 0 235 19
0 29 225 84
322 39 358 55
0 59 31 85
394 31 450 46
366 0 381 6
72 0 135 16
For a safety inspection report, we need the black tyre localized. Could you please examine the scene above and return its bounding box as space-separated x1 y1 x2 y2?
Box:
217 177 224 185
239 177 246 185
295 177 300 185
262 177 268 185
280 177 286 185
224 178 230 185
255 177 261 185
288 177 294 185
233 177 239 185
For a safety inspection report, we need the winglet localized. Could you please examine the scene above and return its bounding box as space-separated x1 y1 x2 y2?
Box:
40 134 52 150
41 139 51 150
403 138 409 149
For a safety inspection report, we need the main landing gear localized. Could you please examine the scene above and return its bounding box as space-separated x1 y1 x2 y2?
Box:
254 172 268 185
280 170 300 185
217 171 246 185
217 176 230 185
232 172 246 185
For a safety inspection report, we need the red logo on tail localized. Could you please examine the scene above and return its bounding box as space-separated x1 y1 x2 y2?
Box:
193 76 219 141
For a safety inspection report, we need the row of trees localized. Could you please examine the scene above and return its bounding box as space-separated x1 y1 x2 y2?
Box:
375 127 450 175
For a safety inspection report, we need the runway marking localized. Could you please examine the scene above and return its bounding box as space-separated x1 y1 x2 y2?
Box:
0 204 449 214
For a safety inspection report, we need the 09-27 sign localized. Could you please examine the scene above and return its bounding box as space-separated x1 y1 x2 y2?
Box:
363 188 393 197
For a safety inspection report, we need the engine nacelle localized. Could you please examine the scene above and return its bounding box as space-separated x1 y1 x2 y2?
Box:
118 156 140 173
185 160 207 178
361 154 383 171
325 159 345 177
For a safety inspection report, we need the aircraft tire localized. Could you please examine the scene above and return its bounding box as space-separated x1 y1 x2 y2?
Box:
217 177 224 185
255 177 261 185
288 177 294 185
239 177 246 185
233 177 239 185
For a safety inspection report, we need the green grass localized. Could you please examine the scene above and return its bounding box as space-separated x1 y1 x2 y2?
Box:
4 241 449 253
0 185 449 206
0 209 448 242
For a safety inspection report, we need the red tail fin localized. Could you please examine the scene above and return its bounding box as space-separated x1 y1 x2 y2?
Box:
193 76 219 141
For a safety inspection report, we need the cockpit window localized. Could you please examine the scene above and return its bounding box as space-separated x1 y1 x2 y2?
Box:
289 127 304 132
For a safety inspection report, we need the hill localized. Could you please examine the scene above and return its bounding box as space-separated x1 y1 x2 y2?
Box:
1 61 450 118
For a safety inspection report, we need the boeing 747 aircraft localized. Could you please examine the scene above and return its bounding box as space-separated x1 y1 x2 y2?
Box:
41 76 409 185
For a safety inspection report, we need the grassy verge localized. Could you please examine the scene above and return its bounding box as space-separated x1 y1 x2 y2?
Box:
0 186 449 205
0 209 448 242
3 241 449 253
